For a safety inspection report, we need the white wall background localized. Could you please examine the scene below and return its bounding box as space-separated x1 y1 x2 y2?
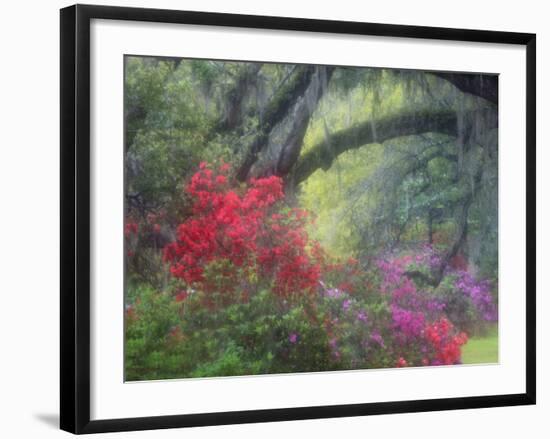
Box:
0 0 545 437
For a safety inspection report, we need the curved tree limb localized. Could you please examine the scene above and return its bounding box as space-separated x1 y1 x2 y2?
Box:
433 72 498 105
291 107 497 185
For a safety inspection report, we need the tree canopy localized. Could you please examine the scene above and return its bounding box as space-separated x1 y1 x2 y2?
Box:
125 56 498 281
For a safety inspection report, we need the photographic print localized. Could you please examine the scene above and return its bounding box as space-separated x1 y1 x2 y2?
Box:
123 56 499 381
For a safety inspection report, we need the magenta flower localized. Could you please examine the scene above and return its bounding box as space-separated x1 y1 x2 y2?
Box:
289 332 298 344
357 310 368 323
370 331 385 348
391 304 425 341
454 271 497 322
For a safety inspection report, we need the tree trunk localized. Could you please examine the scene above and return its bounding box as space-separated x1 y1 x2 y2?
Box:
236 66 317 181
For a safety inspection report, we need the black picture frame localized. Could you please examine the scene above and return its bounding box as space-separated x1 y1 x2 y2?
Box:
60 4 536 434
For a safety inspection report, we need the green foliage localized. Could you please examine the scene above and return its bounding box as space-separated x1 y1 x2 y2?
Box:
125 284 331 379
300 144 384 257
125 285 180 380
125 253 409 380
125 58 217 213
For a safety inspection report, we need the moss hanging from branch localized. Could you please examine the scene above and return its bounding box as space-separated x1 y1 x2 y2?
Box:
291 107 497 185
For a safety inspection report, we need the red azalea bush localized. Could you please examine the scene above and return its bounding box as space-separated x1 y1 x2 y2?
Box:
124 221 138 238
163 162 321 297
424 317 468 365
124 164 497 379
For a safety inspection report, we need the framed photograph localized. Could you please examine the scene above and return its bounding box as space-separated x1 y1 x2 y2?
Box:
60 4 536 434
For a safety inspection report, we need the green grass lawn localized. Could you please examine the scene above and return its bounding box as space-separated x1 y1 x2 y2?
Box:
461 325 499 364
